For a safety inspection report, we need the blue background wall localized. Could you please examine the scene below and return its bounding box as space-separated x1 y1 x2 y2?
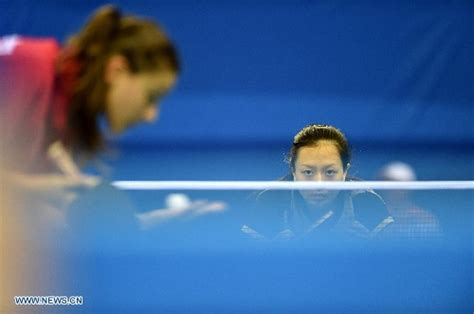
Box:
2 2 473 312
1 0 473 146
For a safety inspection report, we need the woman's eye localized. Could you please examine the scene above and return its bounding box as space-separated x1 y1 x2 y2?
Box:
148 92 161 103
302 170 313 176
326 169 337 176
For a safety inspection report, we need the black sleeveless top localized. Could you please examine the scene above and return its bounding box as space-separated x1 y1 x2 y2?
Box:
242 187 393 242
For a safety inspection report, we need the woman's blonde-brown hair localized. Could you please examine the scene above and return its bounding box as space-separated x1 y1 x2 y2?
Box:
59 5 179 155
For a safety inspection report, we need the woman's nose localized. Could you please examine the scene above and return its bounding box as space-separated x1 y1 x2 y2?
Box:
313 172 323 182
143 106 159 122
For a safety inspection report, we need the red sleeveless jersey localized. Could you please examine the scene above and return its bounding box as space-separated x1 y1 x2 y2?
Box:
0 36 68 172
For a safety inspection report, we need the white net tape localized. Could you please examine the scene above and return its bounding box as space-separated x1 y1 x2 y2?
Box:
112 180 474 190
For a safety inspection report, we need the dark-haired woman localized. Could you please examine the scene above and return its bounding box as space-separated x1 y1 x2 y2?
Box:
0 5 223 232
1 5 178 171
242 124 394 242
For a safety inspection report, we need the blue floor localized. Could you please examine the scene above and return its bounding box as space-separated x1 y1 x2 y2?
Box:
67 142 473 312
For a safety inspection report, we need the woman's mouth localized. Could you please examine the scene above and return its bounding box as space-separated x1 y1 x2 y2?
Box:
307 192 329 200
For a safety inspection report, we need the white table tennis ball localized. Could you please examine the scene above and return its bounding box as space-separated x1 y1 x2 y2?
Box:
165 193 191 209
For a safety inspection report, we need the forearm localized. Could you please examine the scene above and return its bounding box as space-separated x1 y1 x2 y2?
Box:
136 207 190 230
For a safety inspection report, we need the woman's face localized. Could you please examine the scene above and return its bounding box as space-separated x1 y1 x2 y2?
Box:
105 56 177 133
293 140 347 209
